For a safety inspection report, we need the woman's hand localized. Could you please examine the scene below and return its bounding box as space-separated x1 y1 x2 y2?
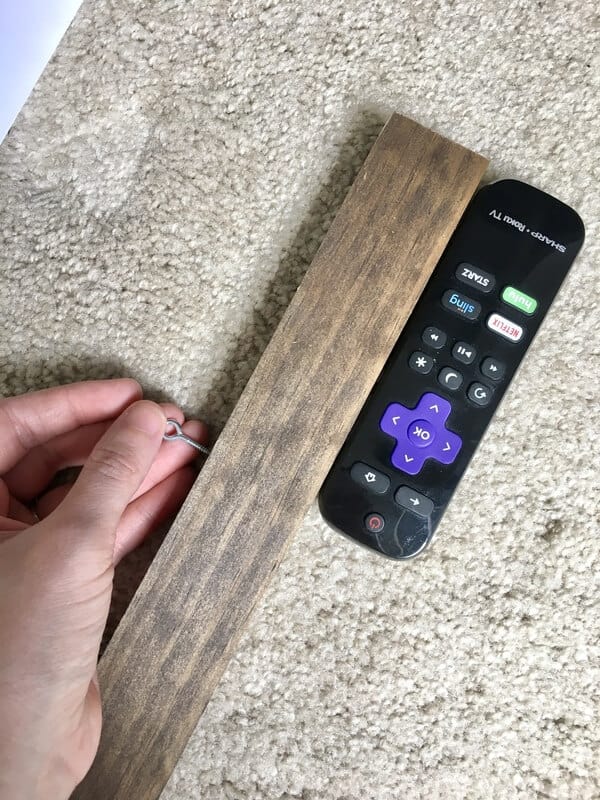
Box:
0 379 208 800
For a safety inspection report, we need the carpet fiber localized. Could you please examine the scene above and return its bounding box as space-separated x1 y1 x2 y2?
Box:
0 1 598 798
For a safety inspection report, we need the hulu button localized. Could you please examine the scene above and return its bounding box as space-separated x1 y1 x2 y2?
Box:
502 286 538 315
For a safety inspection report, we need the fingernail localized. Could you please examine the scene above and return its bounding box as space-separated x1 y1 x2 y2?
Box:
124 401 167 437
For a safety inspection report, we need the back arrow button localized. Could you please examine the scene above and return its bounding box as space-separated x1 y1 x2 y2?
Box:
350 462 390 494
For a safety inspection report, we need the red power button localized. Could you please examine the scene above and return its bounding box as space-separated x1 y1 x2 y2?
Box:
364 513 385 534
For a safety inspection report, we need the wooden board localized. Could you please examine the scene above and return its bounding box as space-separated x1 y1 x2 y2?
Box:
73 114 488 800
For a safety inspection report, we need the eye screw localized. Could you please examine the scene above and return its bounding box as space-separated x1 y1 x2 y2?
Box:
163 419 210 456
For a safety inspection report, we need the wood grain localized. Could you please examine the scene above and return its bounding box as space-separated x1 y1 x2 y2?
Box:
73 114 488 800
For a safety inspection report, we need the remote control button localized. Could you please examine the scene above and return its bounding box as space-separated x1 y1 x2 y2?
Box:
481 357 505 381
438 367 463 391
468 382 493 406
380 402 409 435
407 419 436 448
350 462 390 494
422 326 447 349
455 263 496 293
395 486 434 518
441 290 481 321
364 512 385 534
380 393 462 476
389 443 425 476
409 351 434 374
501 285 538 315
417 392 452 423
434 429 463 464
452 341 476 365
487 312 523 342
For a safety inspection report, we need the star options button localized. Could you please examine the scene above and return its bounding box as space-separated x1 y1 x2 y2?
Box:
409 351 434 375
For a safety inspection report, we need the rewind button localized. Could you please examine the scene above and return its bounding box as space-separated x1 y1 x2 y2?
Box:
422 326 447 350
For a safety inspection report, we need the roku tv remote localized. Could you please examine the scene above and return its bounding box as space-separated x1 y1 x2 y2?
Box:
318 179 585 560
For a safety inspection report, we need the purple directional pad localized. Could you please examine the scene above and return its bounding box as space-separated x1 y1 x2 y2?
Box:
379 392 462 476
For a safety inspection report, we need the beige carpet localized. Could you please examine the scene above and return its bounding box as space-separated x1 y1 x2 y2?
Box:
1 1 599 798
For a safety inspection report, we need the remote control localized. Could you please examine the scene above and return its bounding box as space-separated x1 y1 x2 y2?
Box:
318 179 585 560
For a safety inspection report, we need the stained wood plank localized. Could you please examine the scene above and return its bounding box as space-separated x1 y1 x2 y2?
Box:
73 114 488 800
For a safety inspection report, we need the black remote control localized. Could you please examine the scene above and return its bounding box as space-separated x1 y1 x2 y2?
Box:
318 179 585 560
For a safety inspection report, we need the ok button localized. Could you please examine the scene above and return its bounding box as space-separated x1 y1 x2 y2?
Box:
407 419 436 448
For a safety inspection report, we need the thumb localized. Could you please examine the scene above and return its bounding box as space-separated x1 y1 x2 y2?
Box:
53 400 167 559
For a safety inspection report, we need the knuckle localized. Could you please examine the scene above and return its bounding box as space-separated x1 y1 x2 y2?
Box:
88 443 139 483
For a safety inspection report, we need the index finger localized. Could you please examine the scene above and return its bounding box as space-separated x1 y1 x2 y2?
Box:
0 379 143 474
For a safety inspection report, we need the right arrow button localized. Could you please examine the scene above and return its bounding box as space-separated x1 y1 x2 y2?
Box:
395 486 434 518
434 430 463 464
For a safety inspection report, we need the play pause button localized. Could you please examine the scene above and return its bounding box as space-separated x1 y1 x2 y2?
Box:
452 341 476 364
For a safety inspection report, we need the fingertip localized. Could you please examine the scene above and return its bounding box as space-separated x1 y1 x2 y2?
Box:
110 378 144 404
182 419 211 445
121 400 167 437
158 403 185 424
91 377 143 398
121 378 144 398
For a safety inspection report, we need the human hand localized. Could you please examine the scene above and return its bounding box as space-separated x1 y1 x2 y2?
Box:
0 379 208 800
